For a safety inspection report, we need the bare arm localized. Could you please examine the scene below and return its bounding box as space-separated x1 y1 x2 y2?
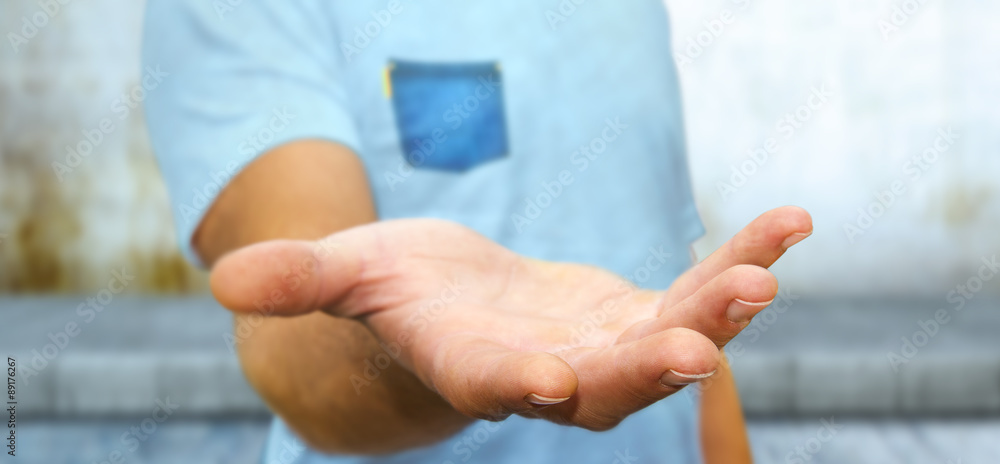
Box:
700 356 753 463
194 140 472 453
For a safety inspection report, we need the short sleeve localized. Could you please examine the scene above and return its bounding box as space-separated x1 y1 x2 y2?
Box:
142 0 360 267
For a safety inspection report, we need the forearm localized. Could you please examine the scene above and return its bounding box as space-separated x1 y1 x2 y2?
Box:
195 141 471 453
699 356 753 464
235 312 471 453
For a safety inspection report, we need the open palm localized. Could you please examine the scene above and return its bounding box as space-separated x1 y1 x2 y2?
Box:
212 207 812 430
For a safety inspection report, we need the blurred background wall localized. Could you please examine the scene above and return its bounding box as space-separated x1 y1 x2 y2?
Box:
670 0 999 297
1 1 998 463
0 0 203 294
1 0 996 297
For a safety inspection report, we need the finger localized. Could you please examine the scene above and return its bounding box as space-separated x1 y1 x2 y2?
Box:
620 265 778 346
210 228 372 317
430 336 579 421
544 328 720 430
663 205 811 307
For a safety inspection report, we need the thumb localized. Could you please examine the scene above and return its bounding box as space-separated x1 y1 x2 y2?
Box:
210 233 368 317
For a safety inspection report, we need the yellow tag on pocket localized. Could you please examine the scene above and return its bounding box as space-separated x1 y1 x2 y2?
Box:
382 63 394 99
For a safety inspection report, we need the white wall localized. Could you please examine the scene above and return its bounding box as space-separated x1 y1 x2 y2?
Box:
667 0 1000 297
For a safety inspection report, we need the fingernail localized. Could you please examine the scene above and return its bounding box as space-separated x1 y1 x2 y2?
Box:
726 298 773 323
660 369 717 387
781 232 811 250
524 393 571 406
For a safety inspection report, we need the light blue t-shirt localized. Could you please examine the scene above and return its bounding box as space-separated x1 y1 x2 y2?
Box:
143 1 706 463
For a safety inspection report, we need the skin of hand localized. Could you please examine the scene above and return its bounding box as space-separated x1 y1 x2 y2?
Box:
195 142 477 453
211 203 812 431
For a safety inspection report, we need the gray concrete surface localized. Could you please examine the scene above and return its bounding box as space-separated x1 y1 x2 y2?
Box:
1 296 999 417
1 297 265 418
747 418 1000 464
10 419 1000 463
726 297 1000 416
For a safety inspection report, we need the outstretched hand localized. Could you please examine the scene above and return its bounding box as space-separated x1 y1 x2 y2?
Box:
211 206 811 430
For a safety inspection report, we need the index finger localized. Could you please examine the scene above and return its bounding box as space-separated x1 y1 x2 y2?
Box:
661 206 812 307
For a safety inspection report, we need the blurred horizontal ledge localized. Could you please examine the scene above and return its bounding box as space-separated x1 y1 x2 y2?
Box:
1 296 999 418
1 296 267 418
6 352 268 419
725 295 1000 417
733 354 1000 417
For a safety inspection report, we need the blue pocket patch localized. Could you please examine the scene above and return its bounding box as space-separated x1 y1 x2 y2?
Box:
388 60 509 172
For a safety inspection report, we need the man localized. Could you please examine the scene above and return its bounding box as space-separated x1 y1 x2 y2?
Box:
143 1 812 463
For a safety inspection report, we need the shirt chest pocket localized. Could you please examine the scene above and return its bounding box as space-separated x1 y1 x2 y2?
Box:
387 60 509 172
